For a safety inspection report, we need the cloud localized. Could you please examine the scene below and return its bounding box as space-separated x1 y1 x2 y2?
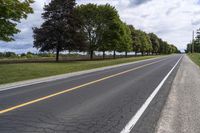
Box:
1 0 200 53
0 0 47 53
192 19 200 26
166 3 180 15
116 0 200 51
130 0 152 6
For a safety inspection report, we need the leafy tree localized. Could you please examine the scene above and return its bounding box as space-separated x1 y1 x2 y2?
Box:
193 29 200 53
75 4 99 59
116 23 132 57
149 33 160 55
33 0 86 61
76 4 123 59
145 33 153 55
186 29 200 53
139 31 151 55
194 40 200 53
98 4 122 58
170 45 178 53
96 5 122 59
186 43 192 53
161 41 168 54
129 25 178 55
129 25 142 56
0 0 34 41
104 18 123 59
158 38 170 54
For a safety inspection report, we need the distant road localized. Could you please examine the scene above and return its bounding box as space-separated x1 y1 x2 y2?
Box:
0 55 182 133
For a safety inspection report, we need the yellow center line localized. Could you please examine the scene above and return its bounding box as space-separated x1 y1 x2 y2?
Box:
0 58 168 115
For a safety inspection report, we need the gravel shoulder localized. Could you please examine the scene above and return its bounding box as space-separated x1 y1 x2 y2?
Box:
156 55 200 133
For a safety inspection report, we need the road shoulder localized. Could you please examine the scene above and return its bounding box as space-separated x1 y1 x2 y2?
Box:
156 55 200 133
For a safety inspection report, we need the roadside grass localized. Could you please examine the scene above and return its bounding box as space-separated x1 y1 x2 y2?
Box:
0 55 159 85
188 53 200 66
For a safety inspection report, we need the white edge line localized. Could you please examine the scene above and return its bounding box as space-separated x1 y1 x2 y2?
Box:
120 55 183 133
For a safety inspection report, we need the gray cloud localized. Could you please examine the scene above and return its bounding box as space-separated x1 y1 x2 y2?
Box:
166 3 180 15
141 14 150 18
130 0 152 6
192 19 200 26
0 1 44 53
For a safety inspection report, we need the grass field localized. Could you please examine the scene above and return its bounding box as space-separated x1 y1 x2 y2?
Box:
188 53 200 66
0 56 159 85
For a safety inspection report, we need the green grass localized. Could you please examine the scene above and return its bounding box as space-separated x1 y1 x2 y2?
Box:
188 53 200 66
0 56 159 85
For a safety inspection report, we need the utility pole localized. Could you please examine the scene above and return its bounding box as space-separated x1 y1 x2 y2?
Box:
192 30 195 53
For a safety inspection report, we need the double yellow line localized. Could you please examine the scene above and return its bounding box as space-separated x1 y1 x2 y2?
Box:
0 58 167 115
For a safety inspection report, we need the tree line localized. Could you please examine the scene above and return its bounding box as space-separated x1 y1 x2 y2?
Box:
0 0 179 62
186 29 200 53
0 52 55 59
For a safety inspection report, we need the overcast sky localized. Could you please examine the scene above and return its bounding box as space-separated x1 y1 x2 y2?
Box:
1 0 200 53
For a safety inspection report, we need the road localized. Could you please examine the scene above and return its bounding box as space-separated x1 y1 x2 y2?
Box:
0 55 182 133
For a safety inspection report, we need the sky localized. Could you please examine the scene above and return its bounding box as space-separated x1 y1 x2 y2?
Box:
1 0 200 53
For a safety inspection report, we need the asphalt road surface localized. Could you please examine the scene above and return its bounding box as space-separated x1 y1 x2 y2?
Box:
0 55 182 133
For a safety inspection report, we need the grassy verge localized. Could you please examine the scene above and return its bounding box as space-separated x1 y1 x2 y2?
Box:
188 53 200 66
0 55 160 85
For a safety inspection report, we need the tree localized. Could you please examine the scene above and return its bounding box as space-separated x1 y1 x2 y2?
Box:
186 29 200 53
129 25 178 55
193 29 200 53
145 33 153 55
75 4 99 60
158 39 169 54
149 33 160 55
116 23 132 57
33 0 86 61
104 17 124 59
0 0 34 41
76 4 123 59
139 31 151 56
186 43 192 53
96 5 122 59
129 25 142 56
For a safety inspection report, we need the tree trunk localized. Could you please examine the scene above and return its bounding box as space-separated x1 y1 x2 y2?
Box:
135 52 137 56
56 48 60 62
142 51 144 56
125 51 128 58
103 51 105 59
90 50 93 60
113 50 116 59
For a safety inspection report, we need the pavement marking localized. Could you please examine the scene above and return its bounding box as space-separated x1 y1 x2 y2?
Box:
120 56 183 133
0 57 169 115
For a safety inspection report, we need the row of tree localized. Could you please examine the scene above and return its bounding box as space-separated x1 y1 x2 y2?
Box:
0 52 55 58
33 0 179 61
0 52 17 58
0 0 179 62
129 26 179 56
186 29 200 53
